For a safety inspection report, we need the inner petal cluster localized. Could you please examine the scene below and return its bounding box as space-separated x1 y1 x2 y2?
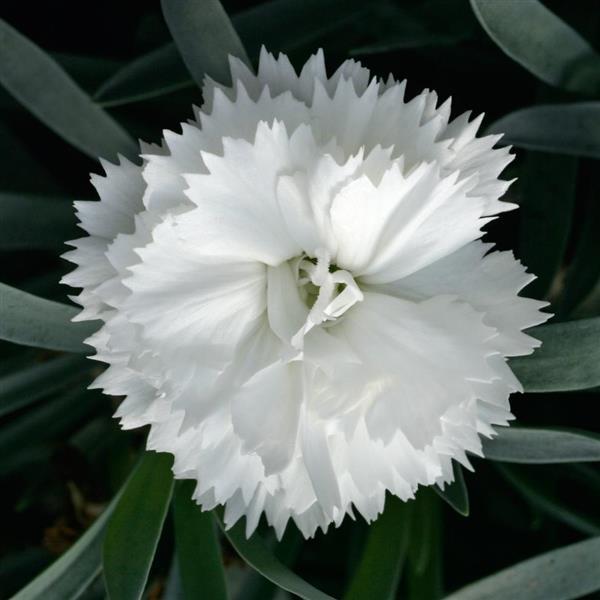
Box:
293 249 363 343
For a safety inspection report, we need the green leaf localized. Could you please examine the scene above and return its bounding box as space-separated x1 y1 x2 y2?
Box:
0 120 63 193
470 0 600 95
487 103 600 158
352 31 461 56
496 464 600 536
344 495 412 600
351 2 468 57
95 0 368 108
172 480 228 600
510 317 600 392
557 177 600 317
0 354 86 418
237 528 304 600
0 18 136 160
95 44 192 108
0 53 121 109
161 0 250 88
52 53 122 93
11 491 121 599
214 510 334 600
407 490 443 600
517 153 577 299
0 193 79 250
235 0 367 59
103 451 174 600
0 386 102 458
0 120 64 194
444 536 600 600
482 427 600 464
0 548 51 599
0 282 97 353
433 462 469 516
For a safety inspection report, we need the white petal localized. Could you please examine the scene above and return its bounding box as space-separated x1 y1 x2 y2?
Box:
232 361 302 475
123 217 266 352
335 292 499 446
373 241 551 356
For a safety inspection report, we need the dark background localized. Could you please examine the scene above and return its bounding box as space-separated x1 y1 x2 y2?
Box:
1 1 599 598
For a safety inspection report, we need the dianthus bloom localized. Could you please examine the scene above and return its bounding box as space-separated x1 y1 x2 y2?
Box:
63 49 549 538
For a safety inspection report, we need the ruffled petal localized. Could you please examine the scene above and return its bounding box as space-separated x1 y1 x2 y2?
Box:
372 241 550 356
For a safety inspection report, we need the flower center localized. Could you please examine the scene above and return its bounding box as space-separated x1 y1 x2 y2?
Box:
295 248 363 333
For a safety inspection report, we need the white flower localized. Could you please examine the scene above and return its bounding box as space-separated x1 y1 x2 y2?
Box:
63 48 549 539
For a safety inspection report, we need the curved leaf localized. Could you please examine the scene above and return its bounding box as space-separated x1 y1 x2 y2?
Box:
0 354 86 418
434 462 469 516
237 528 304 600
483 427 600 464
0 19 136 160
407 490 443 600
517 152 577 299
0 282 97 353
96 0 367 107
161 0 250 88
444 536 600 600
487 103 600 158
510 317 600 392
353 31 461 57
497 464 600 536
0 193 79 250
0 52 120 110
0 121 62 193
557 171 600 317
172 480 227 600
103 451 174 600
0 387 102 462
470 0 600 95
235 0 366 59
351 2 469 57
11 492 120 600
214 510 334 600
344 495 412 600
95 44 192 108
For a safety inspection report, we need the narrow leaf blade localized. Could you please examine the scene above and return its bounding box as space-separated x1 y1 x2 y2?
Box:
103 451 174 600
470 0 600 94
517 152 577 299
510 317 600 392
407 490 443 600
161 0 250 87
214 510 334 600
0 282 97 353
0 193 79 250
497 464 600 536
557 177 600 317
0 19 136 160
434 463 469 516
96 0 367 107
487 103 600 159
12 493 120 600
0 354 86 418
483 427 600 464
95 44 192 108
235 0 366 58
173 481 227 600
344 495 412 600
0 387 102 458
444 537 600 600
